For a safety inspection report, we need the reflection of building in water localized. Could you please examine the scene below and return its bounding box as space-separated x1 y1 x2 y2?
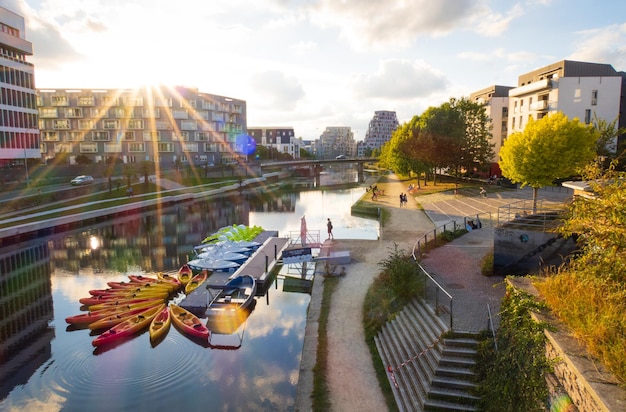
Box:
248 192 297 213
0 241 54 401
47 194 250 274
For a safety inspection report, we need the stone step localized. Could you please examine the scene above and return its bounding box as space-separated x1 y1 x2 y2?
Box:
435 365 476 380
430 376 478 392
423 398 479 412
441 346 478 359
438 356 476 369
428 386 480 405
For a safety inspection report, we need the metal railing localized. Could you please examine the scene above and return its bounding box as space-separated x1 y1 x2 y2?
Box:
411 220 461 260
498 199 566 231
414 261 454 330
487 303 498 351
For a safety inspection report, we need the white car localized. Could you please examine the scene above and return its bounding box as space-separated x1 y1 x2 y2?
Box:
336 154 347 159
71 175 95 186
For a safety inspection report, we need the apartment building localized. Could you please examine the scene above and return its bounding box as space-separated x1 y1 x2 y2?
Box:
508 60 626 153
316 127 356 159
0 7 39 169
470 85 513 162
247 127 300 159
361 110 399 156
37 86 247 167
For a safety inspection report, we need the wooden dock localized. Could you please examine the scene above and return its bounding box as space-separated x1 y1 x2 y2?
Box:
180 234 290 316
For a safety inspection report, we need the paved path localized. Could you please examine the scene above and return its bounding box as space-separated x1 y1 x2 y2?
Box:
296 176 575 411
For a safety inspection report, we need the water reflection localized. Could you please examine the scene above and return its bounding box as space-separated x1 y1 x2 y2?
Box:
0 186 377 411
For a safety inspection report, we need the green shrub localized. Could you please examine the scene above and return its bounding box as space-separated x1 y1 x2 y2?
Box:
475 282 553 411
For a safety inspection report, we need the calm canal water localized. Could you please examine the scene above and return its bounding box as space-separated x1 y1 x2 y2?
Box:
0 185 378 412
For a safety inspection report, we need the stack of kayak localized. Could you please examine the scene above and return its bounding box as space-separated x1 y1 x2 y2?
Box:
201 224 264 245
66 271 210 347
188 225 263 273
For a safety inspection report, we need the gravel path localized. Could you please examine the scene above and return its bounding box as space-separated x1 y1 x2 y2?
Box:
323 174 435 411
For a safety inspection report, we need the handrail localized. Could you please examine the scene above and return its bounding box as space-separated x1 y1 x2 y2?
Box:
487 303 498 351
414 260 454 329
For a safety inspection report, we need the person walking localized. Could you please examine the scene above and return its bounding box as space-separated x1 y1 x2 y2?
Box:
327 218 334 240
399 193 404 207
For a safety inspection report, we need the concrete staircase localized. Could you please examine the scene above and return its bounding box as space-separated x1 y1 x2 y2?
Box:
375 299 481 412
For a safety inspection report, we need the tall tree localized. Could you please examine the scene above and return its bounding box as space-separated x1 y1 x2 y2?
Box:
499 112 597 211
591 113 625 159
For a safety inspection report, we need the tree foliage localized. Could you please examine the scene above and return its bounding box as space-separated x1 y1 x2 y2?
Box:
380 97 493 183
591 113 625 158
499 112 597 209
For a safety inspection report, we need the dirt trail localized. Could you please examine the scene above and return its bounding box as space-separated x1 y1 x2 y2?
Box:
325 175 435 411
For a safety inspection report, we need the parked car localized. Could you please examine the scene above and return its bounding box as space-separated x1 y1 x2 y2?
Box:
70 175 95 186
336 154 347 159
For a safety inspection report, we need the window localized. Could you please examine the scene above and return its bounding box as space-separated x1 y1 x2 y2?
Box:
172 109 188 119
143 131 161 141
41 132 60 141
101 96 118 106
65 108 83 118
78 120 94 129
90 108 108 118
129 142 146 152
122 131 135 141
153 98 172 107
181 120 197 130
114 108 134 118
585 109 591 124
155 121 172 130
182 142 198 152
66 132 85 141
196 132 210 141
53 119 71 129
177 132 190 141
102 120 119 129
39 107 58 118
124 97 143 106
80 142 98 153
157 142 174 152
51 96 69 106
512 117 516 129
92 131 110 141
77 96 95 106
591 90 598 106
202 101 215 110
54 143 72 153
128 119 144 129
519 116 523 128
142 108 160 118
187 99 197 108
104 143 122 153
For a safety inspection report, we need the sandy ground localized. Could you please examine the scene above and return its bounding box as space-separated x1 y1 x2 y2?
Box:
323 175 435 411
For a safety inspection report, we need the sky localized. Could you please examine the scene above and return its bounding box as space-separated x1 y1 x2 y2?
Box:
4 0 626 142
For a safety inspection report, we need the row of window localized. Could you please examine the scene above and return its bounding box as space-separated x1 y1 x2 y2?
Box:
44 141 233 154
0 64 35 89
0 131 38 149
512 90 598 114
37 94 243 114
1 87 37 109
38 118 244 134
0 109 37 129
38 107 239 124
39 130 229 143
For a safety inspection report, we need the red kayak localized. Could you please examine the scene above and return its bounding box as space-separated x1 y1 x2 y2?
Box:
66 302 156 325
92 304 164 347
170 304 209 340
79 291 166 305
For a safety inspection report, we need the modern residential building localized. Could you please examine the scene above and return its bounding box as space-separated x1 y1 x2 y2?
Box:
507 60 626 153
470 85 513 163
316 127 356 159
361 110 399 156
37 86 247 167
0 6 39 169
247 127 300 159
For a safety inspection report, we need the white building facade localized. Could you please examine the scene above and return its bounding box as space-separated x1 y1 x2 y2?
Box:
470 85 512 163
361 110 399 156
316 127 356 159
0 6 39 168
507 60 625 153
247 127 300 159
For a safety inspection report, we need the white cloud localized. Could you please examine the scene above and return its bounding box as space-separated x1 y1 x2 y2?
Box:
568 24 626 70
352 59 448 99
472 3 525 37
248 71 306 111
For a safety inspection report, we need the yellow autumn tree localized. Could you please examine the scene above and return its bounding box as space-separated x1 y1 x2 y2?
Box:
499 112 597 210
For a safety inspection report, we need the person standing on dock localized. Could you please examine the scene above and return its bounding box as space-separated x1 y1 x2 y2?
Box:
327 218 334 240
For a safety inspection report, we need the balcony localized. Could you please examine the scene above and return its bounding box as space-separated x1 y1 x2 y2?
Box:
530 100 549 111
